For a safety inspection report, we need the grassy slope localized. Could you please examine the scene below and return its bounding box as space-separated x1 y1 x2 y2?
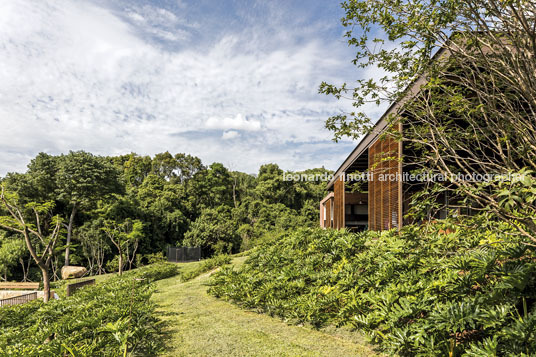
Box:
153 257 376 356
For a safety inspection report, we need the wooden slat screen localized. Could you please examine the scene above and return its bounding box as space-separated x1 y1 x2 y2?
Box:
333 177 345 229
325 199 332 228
368 146 375 230
374 142 382 230
368 128 401 231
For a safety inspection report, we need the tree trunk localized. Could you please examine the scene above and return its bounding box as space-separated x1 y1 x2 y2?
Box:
97 246 104 275
233 177 238 208
118 252 123 276
64 204 77 266
21 227 51 302
20 257 31 282
51 256 60 281
41 267 50 303
20 258 26 281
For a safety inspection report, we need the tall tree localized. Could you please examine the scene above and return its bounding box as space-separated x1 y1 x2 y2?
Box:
136 174 188 250
0 186 62 302
174 153 205 184
183 206 240 255
255 164 296 208
188 163 234 210
230 171 256 208
76 219 110 275
56 151 123 266
151 151 178 181
110 153 152 187
320 0 536 242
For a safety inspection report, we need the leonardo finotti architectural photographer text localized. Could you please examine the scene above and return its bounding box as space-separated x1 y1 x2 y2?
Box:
282 171 526 183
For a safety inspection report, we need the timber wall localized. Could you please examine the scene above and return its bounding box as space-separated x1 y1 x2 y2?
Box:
368 126 402 231
333 177 345 229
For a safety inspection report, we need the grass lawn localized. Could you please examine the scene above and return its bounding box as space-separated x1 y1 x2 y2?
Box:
153 257 377 356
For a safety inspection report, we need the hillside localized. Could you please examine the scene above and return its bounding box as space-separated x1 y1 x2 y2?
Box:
153 257 376 356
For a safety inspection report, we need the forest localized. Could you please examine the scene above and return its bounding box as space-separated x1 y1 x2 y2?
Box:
0 151 329 283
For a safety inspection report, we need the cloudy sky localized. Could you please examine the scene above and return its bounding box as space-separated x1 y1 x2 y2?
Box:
0 0 385 176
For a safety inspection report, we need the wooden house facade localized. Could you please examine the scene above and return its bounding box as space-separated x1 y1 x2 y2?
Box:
319 61 436 231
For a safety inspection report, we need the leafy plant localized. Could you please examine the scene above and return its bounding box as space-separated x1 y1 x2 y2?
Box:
209 221 536 355
0 263 177 356
180 255 231 282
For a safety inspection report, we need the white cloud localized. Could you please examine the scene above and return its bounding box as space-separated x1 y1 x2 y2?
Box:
124 4 194 43
0 0 384 176
206 114 261 132
222 130 240 140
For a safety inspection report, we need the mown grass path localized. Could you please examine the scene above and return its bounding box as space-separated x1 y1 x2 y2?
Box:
153 257 376 356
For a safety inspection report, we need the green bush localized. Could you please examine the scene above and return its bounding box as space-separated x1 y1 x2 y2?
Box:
105 254 124 274
180 255 231 282
123 262 180 282
208 220 536 356
139 252 166 265
0 263 178 356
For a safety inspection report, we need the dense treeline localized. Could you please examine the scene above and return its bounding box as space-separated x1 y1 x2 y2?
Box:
0 150 329 282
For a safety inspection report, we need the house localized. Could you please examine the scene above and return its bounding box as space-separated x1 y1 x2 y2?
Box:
320 50 452 231
319 114 404 231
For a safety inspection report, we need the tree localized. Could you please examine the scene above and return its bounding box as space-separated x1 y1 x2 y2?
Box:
0 186 62 302
254 164 296 208
77 219 110 275
55 151 123 266
102 219 143 275
136 175 189 250
110 153 152 187
183 207 240 255
188 163 234 210
174 153 205 184
292 167 333 210
320 0 536 242
0 231 25 281
151 151 178 181
230 171 256 208
1 154 60 206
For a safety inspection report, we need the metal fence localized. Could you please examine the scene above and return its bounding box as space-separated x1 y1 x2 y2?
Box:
0 292 37 307
167 246 201 262
66 279 95 297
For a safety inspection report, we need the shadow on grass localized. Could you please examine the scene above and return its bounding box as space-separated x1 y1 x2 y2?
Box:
155 310 181 354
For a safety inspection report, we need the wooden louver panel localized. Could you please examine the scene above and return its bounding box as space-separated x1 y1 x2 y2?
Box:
368 146 375 231
325 199 332 228
333 176 345 229
368 128 401 231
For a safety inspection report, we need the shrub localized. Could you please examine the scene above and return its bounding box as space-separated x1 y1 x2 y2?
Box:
140 252 166 265
209 220 536 355
180 255 231 282
123 262 180 282
0 263 177 356
183 207 240 256
105 254 124 274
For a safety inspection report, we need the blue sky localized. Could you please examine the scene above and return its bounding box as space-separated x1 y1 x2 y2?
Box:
0 0 386 175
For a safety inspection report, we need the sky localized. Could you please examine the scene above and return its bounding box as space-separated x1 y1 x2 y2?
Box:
0 0 387 176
